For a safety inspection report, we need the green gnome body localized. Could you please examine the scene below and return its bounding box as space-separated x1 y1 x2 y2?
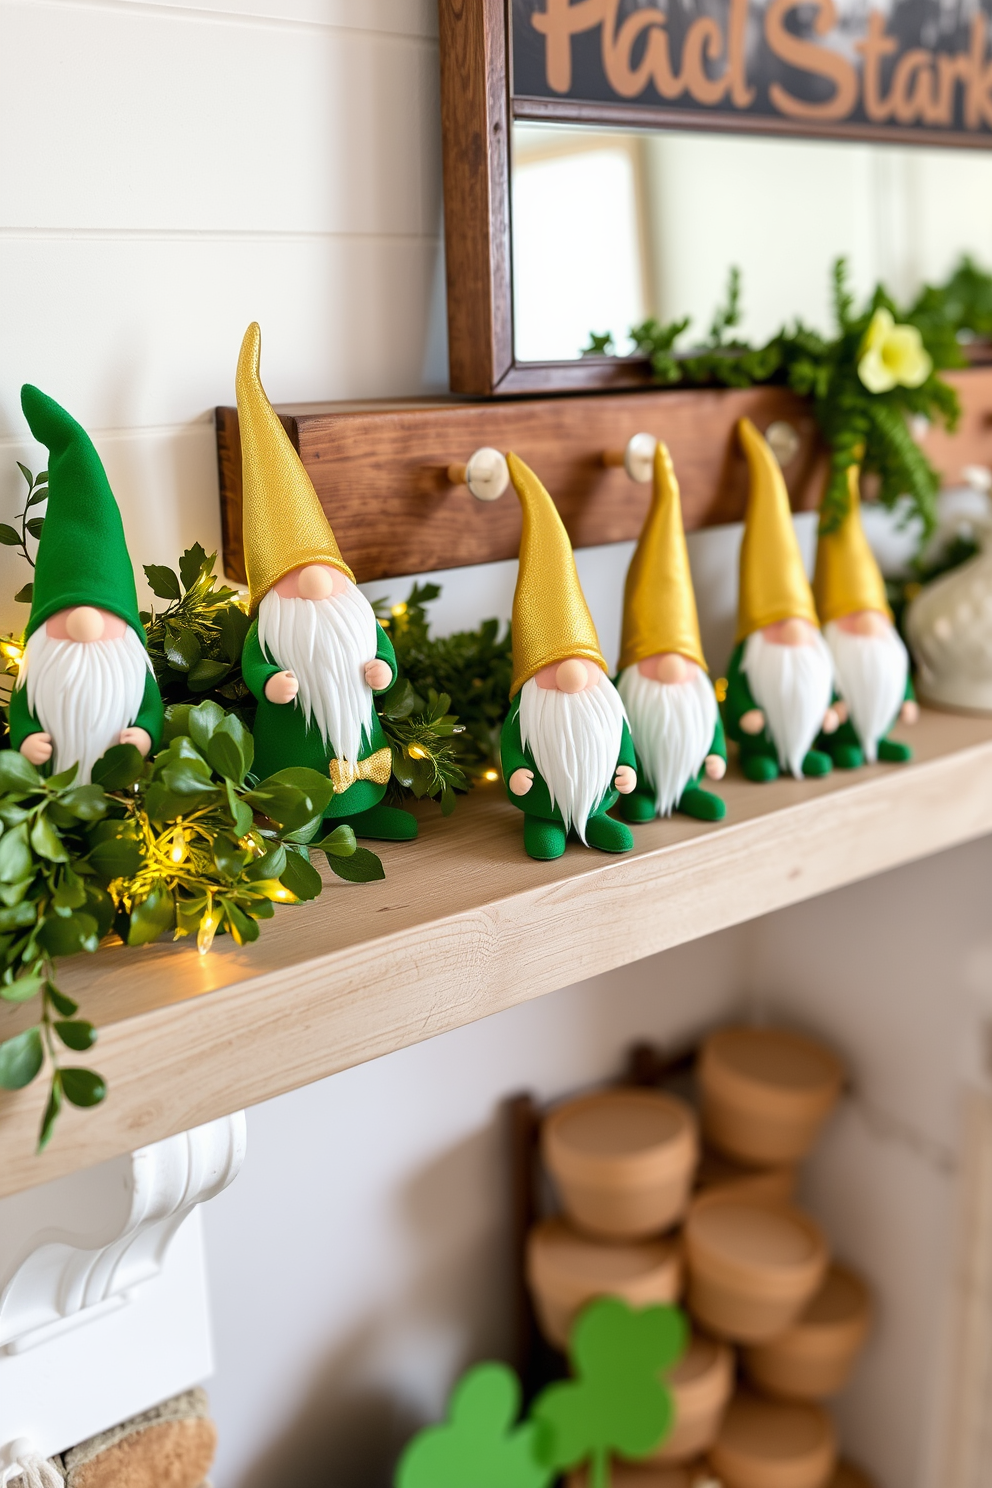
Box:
235 323 416 842
9 386 162 783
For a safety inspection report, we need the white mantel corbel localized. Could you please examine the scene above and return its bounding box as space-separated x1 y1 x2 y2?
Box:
0 1113 245 1463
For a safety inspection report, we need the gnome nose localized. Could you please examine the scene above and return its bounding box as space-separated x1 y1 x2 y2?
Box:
779 617 811 647
65 606 105 642
556 659 591 693
655 653 689 684
297 565 336 600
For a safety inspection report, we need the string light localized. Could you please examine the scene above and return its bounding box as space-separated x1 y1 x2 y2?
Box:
391 602 408 619
197 903 222 955
408 745 428 760
714 676 729 703
483 769 499 782
169 824 188 865
0 638 24 668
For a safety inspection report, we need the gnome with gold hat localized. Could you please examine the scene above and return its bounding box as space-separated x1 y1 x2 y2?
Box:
499 455 637 860
814 465 917 767
10 386 163 782
615 442 727 823
724 419 838 781
236 324 416 841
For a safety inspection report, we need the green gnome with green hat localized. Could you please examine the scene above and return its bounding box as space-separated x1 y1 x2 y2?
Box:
9 386 163 782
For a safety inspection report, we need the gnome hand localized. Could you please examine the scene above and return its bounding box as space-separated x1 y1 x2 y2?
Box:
705 754 726 781
365 659 393 691
120 726 152 757
822 706 841 734
265 670 300 705
833 700 849 725
20 732 52 766
508 768 534 797
739 709 765 736
614 765 637 794
901 699 919 726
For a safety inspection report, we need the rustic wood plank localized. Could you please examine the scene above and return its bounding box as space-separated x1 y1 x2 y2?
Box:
216 369 992 587
2 707 991 1198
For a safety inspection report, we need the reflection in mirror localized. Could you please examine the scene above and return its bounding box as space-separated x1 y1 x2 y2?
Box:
511 122 992 364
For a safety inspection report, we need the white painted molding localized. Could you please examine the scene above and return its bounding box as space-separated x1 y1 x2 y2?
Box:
0 1115 245 1460
0 1113 245 1354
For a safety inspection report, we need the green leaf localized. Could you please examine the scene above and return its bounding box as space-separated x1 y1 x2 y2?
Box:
0 1027 43 1089
164 625 201 672
145 564 182 601
30 811 68 862
212 833 251 878
84 884 117 939
313 824 357 858
54 1019 96 1051
0 524 22 546
87 832 142 883
0 901 37 933
188 658 231 691
255 767 335 821
243 782 314 832
186 699 226 751
53 869 87 912
178 542 209 589
26 484 48 510
0 823 33 883
278 848 323 901
205 713 253 784
531 1300 686 1476
26 517 45 539
161 757 217 798
61 1067 106 1107
0 751 42 794
38 911 100 957
224 778 254 838
127 884 174 946
47 984 79 1017
91 743 145 791
162 704 193 744
244 843 286 882
1 969 45 1001
224 900 260 945
37 1073 63 1152
395 1364 551 1488
16 462 33 486
58 784 109 821
14 583 33 604
48 764 80 790
327 846 385 883
217 604 251 662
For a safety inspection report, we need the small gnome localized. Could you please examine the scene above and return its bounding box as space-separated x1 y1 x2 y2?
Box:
724 419 837 782
814 465 917 767
499 454 637 860
9 387 163 783
615 442 727 824
236 324 415 841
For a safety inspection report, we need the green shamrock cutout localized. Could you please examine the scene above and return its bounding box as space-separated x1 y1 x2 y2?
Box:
531 1297 688 1488
395 1361 553 1488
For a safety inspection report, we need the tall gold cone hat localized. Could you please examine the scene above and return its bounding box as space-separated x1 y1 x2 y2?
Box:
618 441 707 674
507 453 606 698
813 465 892 625
236 322 354 612
736 417 819 643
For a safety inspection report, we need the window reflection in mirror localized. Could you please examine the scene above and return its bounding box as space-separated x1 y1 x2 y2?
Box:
510 121 992 364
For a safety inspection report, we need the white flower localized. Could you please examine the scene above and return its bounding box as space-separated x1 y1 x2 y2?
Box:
858 308 932 393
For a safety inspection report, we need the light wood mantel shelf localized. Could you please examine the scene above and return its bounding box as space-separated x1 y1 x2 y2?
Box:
2 707 992 1196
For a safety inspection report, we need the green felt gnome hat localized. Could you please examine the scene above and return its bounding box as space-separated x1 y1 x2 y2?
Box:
20 385 144 642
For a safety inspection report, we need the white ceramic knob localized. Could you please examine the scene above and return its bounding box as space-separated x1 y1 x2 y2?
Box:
461 447 509 502
623 432 657 484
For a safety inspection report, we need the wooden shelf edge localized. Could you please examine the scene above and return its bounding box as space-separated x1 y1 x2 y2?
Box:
1 709 991 1197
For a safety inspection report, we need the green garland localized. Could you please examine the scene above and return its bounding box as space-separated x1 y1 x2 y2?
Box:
585 255 992 538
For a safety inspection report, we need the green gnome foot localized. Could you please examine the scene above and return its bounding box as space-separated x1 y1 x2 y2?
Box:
878 736 913 763
617 788 657 824
802 748 833 776
523 816 567 860
339 802 418 841
677 784 727 820
827 738 865 769
585 812 634 853
741 752 780 783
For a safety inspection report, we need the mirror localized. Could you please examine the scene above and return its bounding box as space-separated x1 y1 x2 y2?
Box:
511 122 992 365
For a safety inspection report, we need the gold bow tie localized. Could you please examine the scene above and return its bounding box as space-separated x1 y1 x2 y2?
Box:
328 746 392 795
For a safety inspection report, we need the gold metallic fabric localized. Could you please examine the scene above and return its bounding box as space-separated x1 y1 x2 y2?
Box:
506 453 606 698
618 441 707 674
813 466 892 624
236 323 354 612
328 746 392 794
736 417 819 642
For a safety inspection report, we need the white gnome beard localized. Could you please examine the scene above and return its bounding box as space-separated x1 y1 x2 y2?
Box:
258 584 378 767
742 628 834 779
20 626 150 784
825 619 908 763
618 663 718 816
518 674 625 842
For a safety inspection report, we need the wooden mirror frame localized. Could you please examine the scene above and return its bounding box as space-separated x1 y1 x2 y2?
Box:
439 0 657 398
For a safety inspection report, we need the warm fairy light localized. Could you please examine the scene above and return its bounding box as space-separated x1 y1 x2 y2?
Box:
169 824 187 864
0 639 24 668
408 745 428 759
391 602 408 618
484 769 499 782
197 904 223 955
269 885 294 902
714 677 728 703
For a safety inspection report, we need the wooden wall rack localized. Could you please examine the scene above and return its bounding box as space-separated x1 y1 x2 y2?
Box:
216 370 992 588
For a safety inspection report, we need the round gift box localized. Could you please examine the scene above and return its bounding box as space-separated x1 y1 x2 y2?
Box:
708 1390 837 1488
567 1462 702 1488
542 1089 699 1240
744 1264 871 1400
526 1216 682 1350
698 1028 845 1167
684 1192 828 1343
648 1331 734 1463
830 1464 876 1488
695 1148 797 1205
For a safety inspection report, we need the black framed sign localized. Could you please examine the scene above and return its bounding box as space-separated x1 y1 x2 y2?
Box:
511 0 992 147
